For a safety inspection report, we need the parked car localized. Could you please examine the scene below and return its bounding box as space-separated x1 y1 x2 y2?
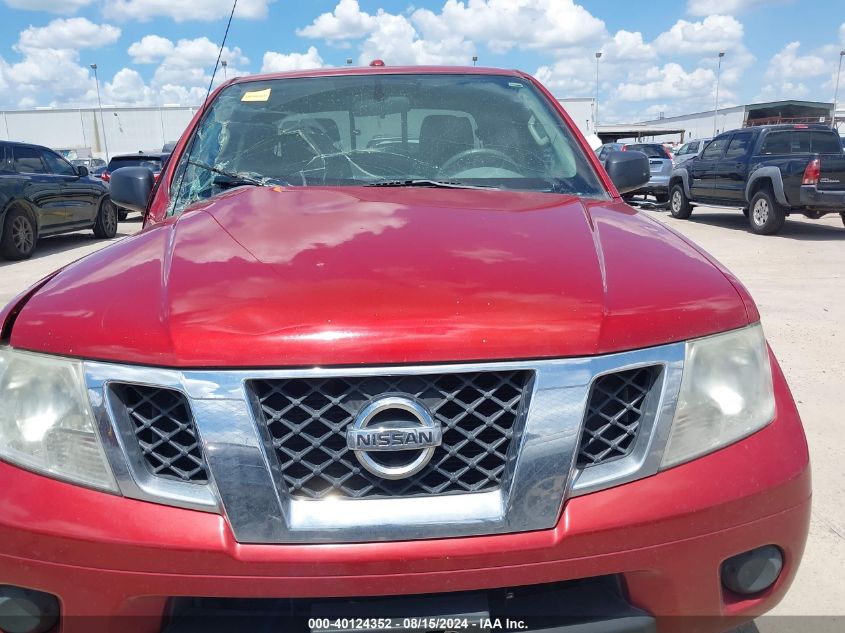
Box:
595 142 674 202
594 142 624 160
670 124 845 234
71 157 107 171
0 141 118 259
70 158 106 173
673 138 711 167
0 67 809 633
102 152 164 182
103 152 165 218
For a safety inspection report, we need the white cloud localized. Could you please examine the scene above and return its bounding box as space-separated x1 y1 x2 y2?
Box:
296 0 375 41
534 61 595 96
17 18 121 52
1 48 91 108
765 42 827 79
616 63 716 101
127 35 175 63
686 0 781 16
0 18 122 109
358 12 474 65
4 0 95 14
299 0 605 57
654 15 744 55
90 68 156 106
603 30 656 62
412 0 606 54
261 47 325 73
124 35 249 90
104 0 272 22
757 41 829 101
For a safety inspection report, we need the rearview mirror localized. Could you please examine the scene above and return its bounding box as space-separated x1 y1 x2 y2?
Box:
109 166 154 214
75 165 89 177
603 150 650 195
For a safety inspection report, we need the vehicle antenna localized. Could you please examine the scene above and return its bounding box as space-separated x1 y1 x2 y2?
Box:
170 0 237 214
205 0 238 106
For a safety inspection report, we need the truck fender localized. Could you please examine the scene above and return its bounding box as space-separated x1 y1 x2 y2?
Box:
669 168 691 199
745 167 788 206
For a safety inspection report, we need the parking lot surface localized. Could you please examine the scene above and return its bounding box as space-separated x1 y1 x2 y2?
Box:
1 207 842 621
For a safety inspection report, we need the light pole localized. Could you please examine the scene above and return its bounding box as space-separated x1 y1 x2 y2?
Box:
221 60 228 80
713 51 725 136
833 50 845 128
594 52 602 129
472 55 478 67
90 63 109 161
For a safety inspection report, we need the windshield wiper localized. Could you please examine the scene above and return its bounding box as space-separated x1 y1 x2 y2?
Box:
186 160 289 188
365 179 499 190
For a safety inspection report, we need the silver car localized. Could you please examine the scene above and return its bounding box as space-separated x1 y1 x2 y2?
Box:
621 143 673 202
673 138 710 167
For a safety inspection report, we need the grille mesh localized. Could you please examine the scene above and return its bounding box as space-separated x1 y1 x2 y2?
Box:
577 367 659 468
250 371 532 499
111 383 208 483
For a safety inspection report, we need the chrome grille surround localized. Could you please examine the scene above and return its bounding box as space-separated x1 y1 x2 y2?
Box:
84 341 684 544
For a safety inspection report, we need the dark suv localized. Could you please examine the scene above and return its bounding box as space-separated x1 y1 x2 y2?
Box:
669 124 845 234
0 141 117 259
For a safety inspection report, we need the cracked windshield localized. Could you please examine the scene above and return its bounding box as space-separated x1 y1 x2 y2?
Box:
169 73 607 213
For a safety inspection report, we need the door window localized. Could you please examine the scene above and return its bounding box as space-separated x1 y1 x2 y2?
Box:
701 138 728 160
41 150 77 176
724 133 753 160
12 146 47 174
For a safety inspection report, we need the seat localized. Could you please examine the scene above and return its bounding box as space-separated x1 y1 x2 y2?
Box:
314 118 341 145
417 115 475 169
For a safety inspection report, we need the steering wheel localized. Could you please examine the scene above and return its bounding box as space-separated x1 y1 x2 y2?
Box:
438 148 522 177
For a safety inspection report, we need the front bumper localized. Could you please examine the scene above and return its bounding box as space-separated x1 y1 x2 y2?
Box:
799 185 845 209
0 356 811 633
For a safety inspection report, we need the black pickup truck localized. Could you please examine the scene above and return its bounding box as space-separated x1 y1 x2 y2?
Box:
669 124 845 234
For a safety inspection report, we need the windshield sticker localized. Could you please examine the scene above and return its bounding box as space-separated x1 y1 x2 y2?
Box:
241 88 271 102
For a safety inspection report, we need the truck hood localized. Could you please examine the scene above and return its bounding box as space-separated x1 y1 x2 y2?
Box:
10 186 750 367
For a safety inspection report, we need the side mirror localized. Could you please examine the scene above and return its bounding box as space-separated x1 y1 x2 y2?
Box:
603 150 650 195
76 165 89 177
110 166 154 214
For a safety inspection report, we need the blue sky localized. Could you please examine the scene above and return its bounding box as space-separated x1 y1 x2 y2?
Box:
1 0 843 122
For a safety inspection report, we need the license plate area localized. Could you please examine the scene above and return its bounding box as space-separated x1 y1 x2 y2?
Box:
310 594 490 633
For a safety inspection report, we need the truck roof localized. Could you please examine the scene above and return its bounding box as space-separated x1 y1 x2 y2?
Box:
227 65 528 85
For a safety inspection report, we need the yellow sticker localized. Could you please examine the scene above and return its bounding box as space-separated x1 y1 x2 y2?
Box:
241 88 271 102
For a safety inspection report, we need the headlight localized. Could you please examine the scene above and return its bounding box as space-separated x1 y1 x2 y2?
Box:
662 324 775 469
0 348 117 491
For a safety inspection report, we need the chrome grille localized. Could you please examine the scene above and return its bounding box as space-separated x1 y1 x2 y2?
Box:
577 366 659 468
110 383 208 483
249 371 532 499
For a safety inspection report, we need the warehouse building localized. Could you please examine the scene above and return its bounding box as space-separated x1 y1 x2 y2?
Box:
635 100 835 143
0 105 197 160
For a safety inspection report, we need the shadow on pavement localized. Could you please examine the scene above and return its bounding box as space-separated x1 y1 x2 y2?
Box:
0 224 137 268
677 211 845 241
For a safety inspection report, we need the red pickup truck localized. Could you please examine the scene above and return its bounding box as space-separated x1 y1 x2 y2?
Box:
0 67 810 633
